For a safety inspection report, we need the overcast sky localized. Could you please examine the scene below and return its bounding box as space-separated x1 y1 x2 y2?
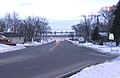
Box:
0 0 118 31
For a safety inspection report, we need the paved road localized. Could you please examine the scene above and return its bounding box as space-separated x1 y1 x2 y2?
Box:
0 41 118 78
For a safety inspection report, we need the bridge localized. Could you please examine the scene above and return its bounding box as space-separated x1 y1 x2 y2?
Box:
42 31 75 35
42 31 76 41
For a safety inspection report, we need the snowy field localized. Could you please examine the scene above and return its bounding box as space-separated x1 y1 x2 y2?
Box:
69 41 120 78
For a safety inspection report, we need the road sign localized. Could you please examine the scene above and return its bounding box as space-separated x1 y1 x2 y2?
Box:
109 33 114 40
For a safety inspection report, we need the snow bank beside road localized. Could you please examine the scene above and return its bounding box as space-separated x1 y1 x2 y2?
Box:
80 43 120 54
24 40 53 47
0 44 26 53
0 44 11 51
71 40 120 54
70 57 120 78
0 40 53 53
69 41 120 78
24 41 42 47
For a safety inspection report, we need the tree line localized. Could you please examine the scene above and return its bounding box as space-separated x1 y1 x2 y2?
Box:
72 1 120 46
0 12 51 42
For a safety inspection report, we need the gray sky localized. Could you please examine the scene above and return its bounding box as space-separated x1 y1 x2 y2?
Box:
0 0 118 31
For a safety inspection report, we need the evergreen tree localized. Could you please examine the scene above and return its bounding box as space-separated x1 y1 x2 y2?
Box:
92 26 99 41
111 1 120 46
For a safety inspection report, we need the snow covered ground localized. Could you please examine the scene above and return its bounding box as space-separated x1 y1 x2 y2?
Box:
0 44 26 53
0 41 51 53
79 42 120 55
69 41 120 78
1 40 120 78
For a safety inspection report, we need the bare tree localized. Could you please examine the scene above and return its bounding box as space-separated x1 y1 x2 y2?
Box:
4 13 12 32
3 12 20 32
82 15 92 41
11 12 20 33
17 16 51 42
1 12 51 42
0 19 6 32
71 22 86 37
99 5 115 31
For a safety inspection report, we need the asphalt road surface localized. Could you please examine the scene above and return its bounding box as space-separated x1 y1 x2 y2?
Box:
0 40 118 78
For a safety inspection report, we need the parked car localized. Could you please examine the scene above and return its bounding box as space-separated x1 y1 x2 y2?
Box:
0 35 16 46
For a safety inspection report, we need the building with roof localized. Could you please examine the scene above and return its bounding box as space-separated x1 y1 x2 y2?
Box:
3 33 24 44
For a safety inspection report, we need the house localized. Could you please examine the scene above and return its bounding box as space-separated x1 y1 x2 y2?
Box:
0 32 16 46
3 33 24 44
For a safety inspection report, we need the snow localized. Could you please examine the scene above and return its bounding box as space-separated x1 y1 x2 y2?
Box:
72 41 120 54
70 59 120 78
0 41 51 53
24 41 42 47
1 40 120 78
0 44 26 53
69 41 120 78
